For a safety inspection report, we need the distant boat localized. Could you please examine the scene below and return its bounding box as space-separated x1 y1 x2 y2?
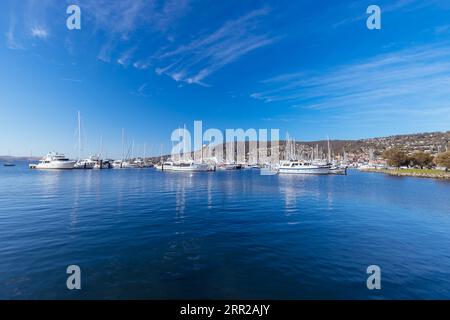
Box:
94 159 113 169
29 152 76 169
217 163 242 170
329 164 348 175
278 160 331 175
74 156 97 169
132 158 154 168
160 160 213 172
3 150 15 166
112 160 124 168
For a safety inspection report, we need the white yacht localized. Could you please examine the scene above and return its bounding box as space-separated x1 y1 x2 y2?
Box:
112 160 135 168
74 155 98 169
93 159 112 169
121 161 136 168
112 160 124 168
278 160 331 175
217 163 243 170
30 152 76 170
160 160 212 172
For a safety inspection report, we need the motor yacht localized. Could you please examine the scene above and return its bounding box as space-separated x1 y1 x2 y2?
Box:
160 160 212 172
30 152 76 170
278 160 331 174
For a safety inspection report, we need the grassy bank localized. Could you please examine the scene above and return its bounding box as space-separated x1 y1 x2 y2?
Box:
363 168 450 180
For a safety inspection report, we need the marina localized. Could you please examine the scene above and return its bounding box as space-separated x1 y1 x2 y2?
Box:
1 0 450 304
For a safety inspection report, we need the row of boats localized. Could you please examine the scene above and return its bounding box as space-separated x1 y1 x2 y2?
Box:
28 153 154 170
158 159 347 174
28 152 348 175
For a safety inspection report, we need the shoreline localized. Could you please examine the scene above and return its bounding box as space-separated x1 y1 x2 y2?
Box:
361 168 450 180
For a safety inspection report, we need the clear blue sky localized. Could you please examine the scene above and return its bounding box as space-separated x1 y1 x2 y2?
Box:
1 0 450 158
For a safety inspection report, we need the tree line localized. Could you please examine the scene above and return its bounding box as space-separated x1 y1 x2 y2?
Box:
382 149 450 170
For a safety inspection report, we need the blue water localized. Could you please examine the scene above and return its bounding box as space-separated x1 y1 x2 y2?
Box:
0 162 449 299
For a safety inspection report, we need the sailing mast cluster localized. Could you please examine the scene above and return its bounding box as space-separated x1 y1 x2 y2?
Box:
276 134 347 175
29 114 347 175
29 112 154 170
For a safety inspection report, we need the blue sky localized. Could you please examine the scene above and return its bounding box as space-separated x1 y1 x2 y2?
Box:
0 0 450 158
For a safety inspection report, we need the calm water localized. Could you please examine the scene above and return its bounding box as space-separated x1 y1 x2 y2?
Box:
0 162 449 299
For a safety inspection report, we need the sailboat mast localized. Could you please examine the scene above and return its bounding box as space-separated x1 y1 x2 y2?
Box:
183 125 187 160
99 135 103 158
327 136 331 163
77 111 81 160
121 128 125 161
144 143 146 161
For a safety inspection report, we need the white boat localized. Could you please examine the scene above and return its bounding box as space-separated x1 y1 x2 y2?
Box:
329 164 348 175
30 152 76 170
121 161 137 168
74 155 98 169
160 160 213 172
112 160 123 168
112 160 136 168
217 163 243 170
278 160 331 175
93 159 112 169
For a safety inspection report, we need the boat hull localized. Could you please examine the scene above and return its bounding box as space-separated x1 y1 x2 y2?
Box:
34 161 76 170
74 161 95 169
279 166 330 175
329 166 347 175
162 164 212 172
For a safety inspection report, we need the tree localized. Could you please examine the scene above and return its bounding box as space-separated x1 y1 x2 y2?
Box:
409 151 434 169
434 151 450 171
382 148 409 168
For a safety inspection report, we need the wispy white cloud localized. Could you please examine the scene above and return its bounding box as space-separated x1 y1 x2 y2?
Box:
6 28 23 50
85 0 191 64
30 26 49 39
153 7 278 86
117 48 136 67
5 12 24 50
130 82 152 97
251 43 450 122
133 61 151 70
